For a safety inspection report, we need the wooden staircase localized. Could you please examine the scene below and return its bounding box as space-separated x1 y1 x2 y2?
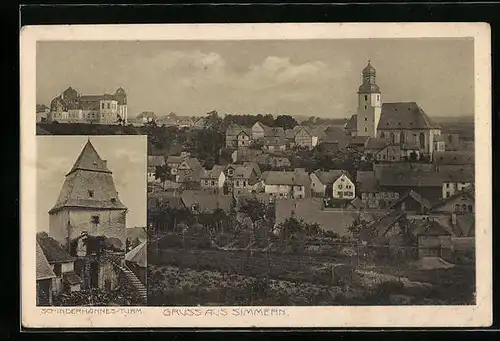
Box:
112 262 147 303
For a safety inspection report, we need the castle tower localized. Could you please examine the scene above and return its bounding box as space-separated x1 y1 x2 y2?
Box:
48 139 128 250
114 87 128 124
356 61 382 137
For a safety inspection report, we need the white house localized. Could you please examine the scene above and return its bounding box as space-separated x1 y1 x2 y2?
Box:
200 165 226 192
263 170 310 199
441 170 474 198
309 170 345 197
332 173 356 200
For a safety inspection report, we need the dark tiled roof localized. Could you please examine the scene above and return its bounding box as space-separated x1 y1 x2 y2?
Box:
148 155 166 167
349 135 369 145
264 171 310 186
181 190 232 213
379 170 445 187
68 140 111 175
313 170 344 185
378 102 440 130
125 241 147 267
262 136 287 146
166 155 188 164
36 241 56 280
263 126 285 138
433 151 475 165
364 137 389 150
63 271 83 285
200 165 225 180
390 190 433 210
345 115 357 131
356 170 378 193
430 184 475 211
411 219 452 236
37 233 75 263
49 140 127 213
368 212 404 238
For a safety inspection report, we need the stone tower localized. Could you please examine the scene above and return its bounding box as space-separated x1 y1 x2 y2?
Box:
356 61 382 137
48 139 128 251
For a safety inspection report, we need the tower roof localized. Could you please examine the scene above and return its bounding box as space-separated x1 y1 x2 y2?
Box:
49 140 127 214
67 140 111 175
362 60 376 75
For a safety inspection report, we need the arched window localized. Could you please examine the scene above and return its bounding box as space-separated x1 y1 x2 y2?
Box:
419 132 425 149
364 95 368 101
454 204 461 212
390 132 395 144
400 131 405 144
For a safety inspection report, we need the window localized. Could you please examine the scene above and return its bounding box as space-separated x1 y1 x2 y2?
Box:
364 117 368 121
107 103 110 109
419 132 425 149
236 181 240 186
377 95 380 101
446 183 450 188
468 205 473 213
53 263 62 277
380 132 385 139
91 215 100 224
364 127 367 132
364 105 367 110
88 190 94 197
364 95 368 101
101 103 104 110
390 132 395 144
338 185 343 190
400 132 406 144
211 181 215 186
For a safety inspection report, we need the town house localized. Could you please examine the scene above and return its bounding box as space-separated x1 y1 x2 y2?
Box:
200 165 226 193
175 157 203 185
166 152 191 175
263 170 311 199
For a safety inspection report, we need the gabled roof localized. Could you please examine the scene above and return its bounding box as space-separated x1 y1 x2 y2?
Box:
68 140 111 175
390 190 433 211
378 170 445 188
430 184 475 211
148 155 165 167
312 170 344 185
433 151 475 165
367 211 404 238
36 241 56 281
364 137 389 150
200 165 225 180
226 124 247 136
125 241 147 268
63 271 83 285
263 171 310 186
411 219 452 236
37 233 75 263
264 126 285 138
320 126 350 148
180 190 232 212
345 115 357 131
378 102 440 130
242 162 261 177
166 155 188 164
349 135 369 146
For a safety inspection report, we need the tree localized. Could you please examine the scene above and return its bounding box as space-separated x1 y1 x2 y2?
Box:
154 164 172 189
347 214 371 240
273 115 298 130
238 197 271 242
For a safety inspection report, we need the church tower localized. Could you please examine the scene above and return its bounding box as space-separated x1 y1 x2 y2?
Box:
356 61 382 137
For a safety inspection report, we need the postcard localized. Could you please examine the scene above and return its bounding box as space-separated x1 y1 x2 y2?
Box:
21 22 492 328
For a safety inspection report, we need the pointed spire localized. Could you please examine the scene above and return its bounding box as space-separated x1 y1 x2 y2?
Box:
67 139 111 175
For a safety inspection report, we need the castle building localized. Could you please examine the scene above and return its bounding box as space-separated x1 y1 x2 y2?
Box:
345 62 442 158
48 87 128 125
48 139 128 291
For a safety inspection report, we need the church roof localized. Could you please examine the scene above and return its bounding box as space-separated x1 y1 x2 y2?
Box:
378 102 440 130
49 140 127 213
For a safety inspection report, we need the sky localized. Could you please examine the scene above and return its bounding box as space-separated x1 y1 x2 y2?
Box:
37 38 474 119
36 136 147 231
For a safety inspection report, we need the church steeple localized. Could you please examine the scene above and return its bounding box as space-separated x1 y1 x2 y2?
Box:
356 61 382 137
358 60 380 94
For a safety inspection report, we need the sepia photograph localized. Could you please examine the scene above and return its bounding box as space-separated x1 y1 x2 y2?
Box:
35 136 147 306
21 23 491 328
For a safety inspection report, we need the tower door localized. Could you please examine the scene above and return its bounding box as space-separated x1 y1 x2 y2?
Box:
90 262 99 289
